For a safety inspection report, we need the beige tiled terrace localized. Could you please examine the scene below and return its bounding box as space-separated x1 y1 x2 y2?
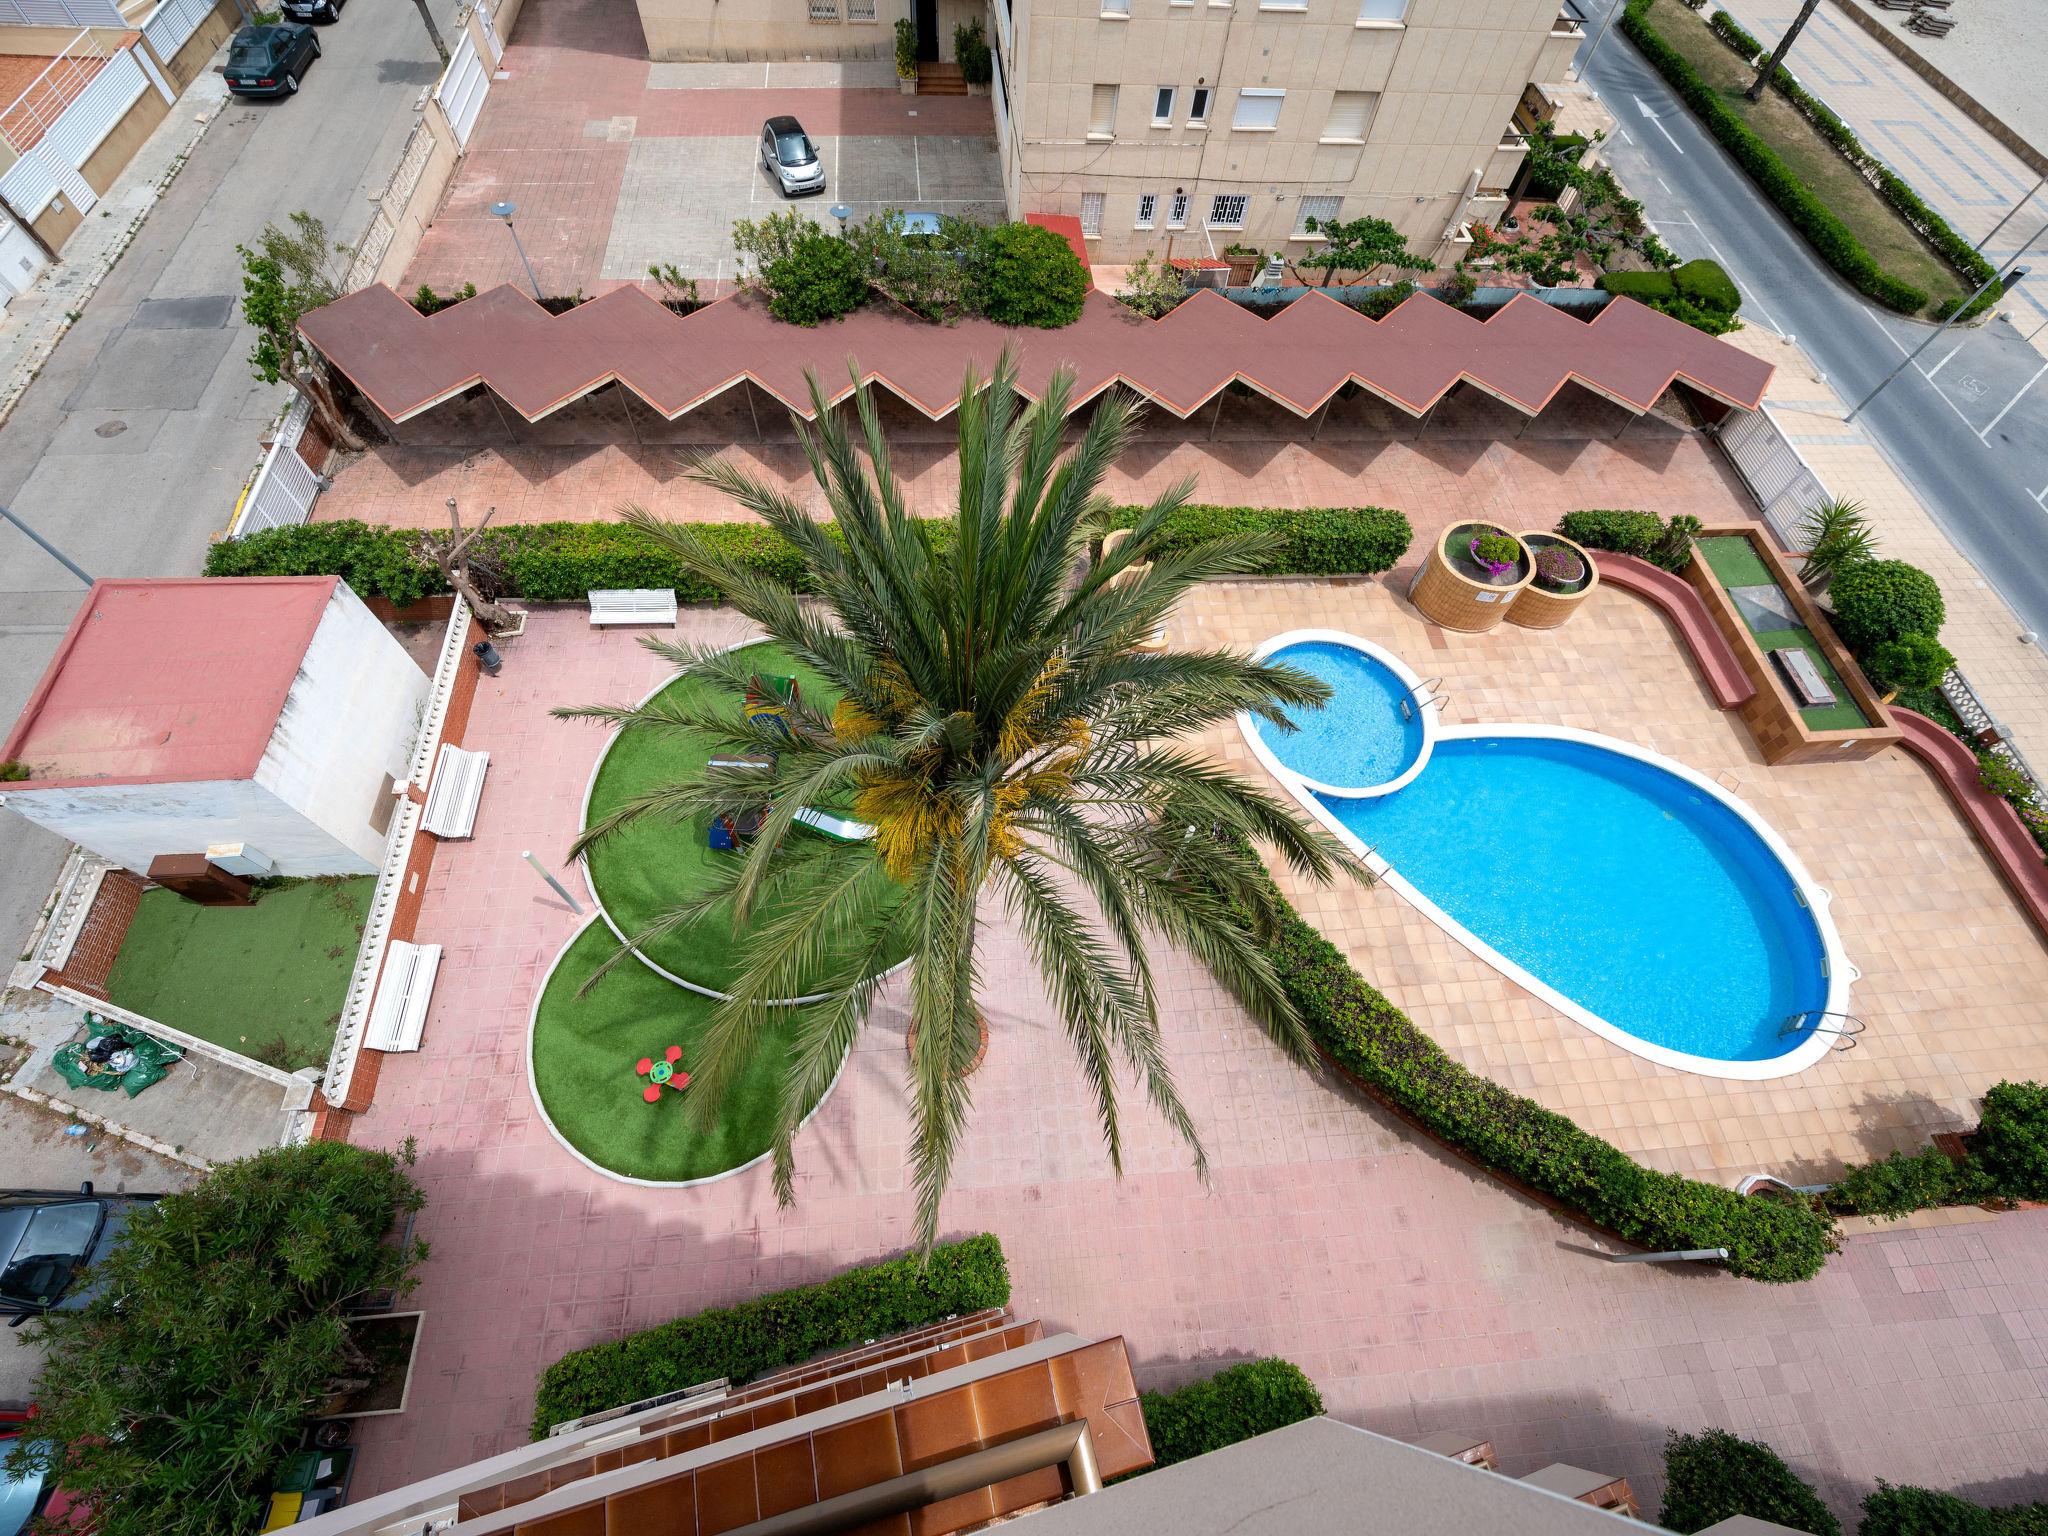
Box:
1179 575 2048 1185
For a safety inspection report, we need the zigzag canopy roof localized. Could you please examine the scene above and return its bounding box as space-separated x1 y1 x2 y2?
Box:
298 283 1774 426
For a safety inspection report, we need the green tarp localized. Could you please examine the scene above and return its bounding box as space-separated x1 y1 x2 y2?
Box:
51 1017 182 1098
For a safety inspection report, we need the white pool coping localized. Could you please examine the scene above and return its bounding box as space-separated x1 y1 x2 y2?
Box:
1238 631 1857 1081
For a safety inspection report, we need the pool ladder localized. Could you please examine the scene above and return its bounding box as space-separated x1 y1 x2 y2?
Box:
1402 677 1449 721
1778 1010 1867 1051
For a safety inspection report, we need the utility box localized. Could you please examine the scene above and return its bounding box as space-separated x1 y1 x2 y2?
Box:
206 842 277 879
146 853 253 907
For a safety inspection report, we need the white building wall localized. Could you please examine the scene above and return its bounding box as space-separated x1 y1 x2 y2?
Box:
254 582 429 871
0 778 374 876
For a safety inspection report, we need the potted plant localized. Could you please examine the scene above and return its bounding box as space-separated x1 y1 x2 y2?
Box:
1409 521 1534 633
1468 529 1523 584
1508 528 1600 628
953 19 992 94
895 17 917 93
1223 243 1262 285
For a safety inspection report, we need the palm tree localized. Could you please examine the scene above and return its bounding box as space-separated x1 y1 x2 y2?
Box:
1795 497 1874 594
561 354 1363 1245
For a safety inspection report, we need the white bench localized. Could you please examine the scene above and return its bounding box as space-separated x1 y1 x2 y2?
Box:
365 940 442 1053
422 744 490 838
794 806 875 842
588 588 678 626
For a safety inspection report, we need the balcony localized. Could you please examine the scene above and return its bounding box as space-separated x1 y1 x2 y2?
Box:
1550 0 1586 34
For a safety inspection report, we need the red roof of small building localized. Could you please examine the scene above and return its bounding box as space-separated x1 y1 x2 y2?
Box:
1 577 338 789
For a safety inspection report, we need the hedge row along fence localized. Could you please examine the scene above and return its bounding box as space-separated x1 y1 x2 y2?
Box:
1700 9 1999 320
1619 0 1996 319
530 1233 1009 1436
1261 889 1834 1281
205 506 1416 607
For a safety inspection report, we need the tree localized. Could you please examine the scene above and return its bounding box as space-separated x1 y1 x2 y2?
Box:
1747 0 1820 102
845 210 971 321
970 222 1089 327
1294 215 1433 288
7 1143 427 1536
1487 130 1674 286
1793 496 1874 593
428 498 515 630
1660 1428 1840 1536
561 356 1361 1244
1115 253 1192 318
237 211 367 449
411 0 450 64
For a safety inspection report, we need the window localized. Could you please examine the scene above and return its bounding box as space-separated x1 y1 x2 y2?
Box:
847 0 875 18
1080 191 1105 237
1208 192 1248 227
1168 190 1190 227
1153 86 1175 123
1321 90 1375 141
1232 88 1283 131
1102 0 1129 14
1089 84 1119 138
807 0 838 19
1357 0 1407 20
1136 192 1158 229
1187 87 1211 125
1295 195 1342 235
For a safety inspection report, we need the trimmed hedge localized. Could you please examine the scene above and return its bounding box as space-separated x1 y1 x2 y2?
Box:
208 505 1415 604
1661 1428 1841 1536
1599 259 1741 334
1674 258 1742 314
1621 0 1932 315
530 1234 1010 1436
1265 897 1834 1281
1135 1359 1324 1474
1857 1484 2048 1536
1827 1081 2048 1220
1827 559 1945 653
1555 508 1702 574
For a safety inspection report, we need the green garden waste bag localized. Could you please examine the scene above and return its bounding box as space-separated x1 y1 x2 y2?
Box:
51 1018 183 1098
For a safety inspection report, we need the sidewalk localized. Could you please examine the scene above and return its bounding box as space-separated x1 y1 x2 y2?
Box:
1730 327 2048 762
0 67 229 430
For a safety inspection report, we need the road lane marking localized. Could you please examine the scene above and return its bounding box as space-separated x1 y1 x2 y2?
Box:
1978 361 2048 441
1862 308 1988 433
1634 96 1685 153
1617 125 1634 144
1925 341 1965 380
1657 176 1671 192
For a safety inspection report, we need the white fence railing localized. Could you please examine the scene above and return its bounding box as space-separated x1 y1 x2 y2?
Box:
0 0 124 25
436 30 488 147
0 39 162 223
323 599 472 1111
141 0 217 68
231 395 322 537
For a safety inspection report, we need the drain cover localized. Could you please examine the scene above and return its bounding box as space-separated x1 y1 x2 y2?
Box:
94 419 127 438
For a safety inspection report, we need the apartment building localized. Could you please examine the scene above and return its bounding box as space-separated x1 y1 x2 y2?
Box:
988 0 1585 264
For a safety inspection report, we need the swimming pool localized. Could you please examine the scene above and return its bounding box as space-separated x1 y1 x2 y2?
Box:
1240 632 1852 1079
1246 633 1437 796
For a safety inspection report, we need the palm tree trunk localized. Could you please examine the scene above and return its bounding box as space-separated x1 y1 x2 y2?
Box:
1746 0 1820 102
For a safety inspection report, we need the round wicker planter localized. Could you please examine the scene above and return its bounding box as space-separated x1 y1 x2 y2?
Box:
1506 531 1599 629
1409 522 1533 633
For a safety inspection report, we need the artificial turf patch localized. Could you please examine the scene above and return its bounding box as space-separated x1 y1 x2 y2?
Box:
530 919 804 1181
105 877 372 1069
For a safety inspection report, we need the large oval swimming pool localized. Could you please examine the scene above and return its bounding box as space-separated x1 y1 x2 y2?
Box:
1241 633 1850 1078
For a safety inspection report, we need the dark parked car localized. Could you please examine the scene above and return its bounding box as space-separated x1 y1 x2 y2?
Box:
224 23 321 98
759 115 825 197
283 0 346 22
0 1184 160 1325
0 1411 77 1536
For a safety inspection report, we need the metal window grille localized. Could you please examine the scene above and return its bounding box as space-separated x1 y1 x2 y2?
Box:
1208 193 1248 227
1296 195 1342 234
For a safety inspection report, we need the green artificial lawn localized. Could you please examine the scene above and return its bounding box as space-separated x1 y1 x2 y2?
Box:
105 877 372 1069
580 643 910 994
1696 538 1871 731
531 919 796 1181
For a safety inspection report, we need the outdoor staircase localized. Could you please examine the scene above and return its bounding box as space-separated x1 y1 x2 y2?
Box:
918 60 968 95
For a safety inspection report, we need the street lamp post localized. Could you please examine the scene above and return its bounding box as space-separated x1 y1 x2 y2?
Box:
0 504 92 587
489 200 544 303
1845 225 2042 423
1571 0 1625 81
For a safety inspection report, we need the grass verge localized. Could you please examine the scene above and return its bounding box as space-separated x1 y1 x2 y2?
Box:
105 877 370 1069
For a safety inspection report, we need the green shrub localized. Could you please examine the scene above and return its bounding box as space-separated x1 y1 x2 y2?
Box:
1472 531 1521 565
1262 897 1833 1281
1109 504 1413 575
1828 559 1945 652
1136 1359 1324 1473
1660 1428 1841 1536
1861 1484 2002 1536
764 231 868 326
203 520 448 606
1863 634 1954 693
1673 258 1741 313
531 1234 1010 1435
894 14 916 76
1975 1080 2048 1201
1354 280 1417 318
1598 270 1678 303
1555 509 1699 573
411 281 477 314
1829 1146 1989 1221
952 17 991 85
0 759 27 781
972 222 1088 328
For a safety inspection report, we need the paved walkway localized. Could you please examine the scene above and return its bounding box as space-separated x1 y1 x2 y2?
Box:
1707 0 2048 348
342 605 2048 1521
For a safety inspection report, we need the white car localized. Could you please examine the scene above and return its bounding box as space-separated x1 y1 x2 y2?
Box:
760 116 825 197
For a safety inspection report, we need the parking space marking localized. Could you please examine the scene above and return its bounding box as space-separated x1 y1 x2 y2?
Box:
1979 361 2048 441
913 136 922 201
1925 341 1965 380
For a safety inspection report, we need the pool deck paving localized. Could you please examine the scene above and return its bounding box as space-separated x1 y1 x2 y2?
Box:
340 604 2048 1518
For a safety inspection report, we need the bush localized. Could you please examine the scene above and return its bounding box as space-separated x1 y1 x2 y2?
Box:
1975 1080 2048 1201
1262 896 1833 1281
894 14 916 77
972 221 1088 328
13 1143 426 1536
1556 509 1699 573
1472 531 1521 566
1829 1145 1989 1221
1674 258 1742 313
1136 1359 1324 1474
1354 279 1417 318
204 519 447 606
1976 754 2048 861
1660 1428 1841 1536
763 231 868 327
411 280 477 314
531 1234 1010 1434
1861 1484 2002 1536
1110 503 1413 576
1863 633 1954 693
1598 270 1677 303
1828 559 1945 652
952 17 991 85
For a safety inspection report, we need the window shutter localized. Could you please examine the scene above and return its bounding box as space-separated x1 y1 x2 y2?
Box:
1322 91 1374 141
1232 89 1284 130
1089 84 1119 136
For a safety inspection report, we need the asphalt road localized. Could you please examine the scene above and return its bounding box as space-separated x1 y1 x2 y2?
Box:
1578 19 2048 645
0 0 458 958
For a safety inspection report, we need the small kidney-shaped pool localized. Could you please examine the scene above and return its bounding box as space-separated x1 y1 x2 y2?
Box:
1242 632 1853 1078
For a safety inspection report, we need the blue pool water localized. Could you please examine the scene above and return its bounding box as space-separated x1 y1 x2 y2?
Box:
1259 641 1424 789
1320 737 1829 1062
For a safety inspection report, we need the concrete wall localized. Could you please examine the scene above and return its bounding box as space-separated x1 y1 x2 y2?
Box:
0 23 133 53
0 778 376 877
636 0 910 62
992 0 1567 262
79 70 170 195
254 582 430 871
31 192 82 252
360 100 462 287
